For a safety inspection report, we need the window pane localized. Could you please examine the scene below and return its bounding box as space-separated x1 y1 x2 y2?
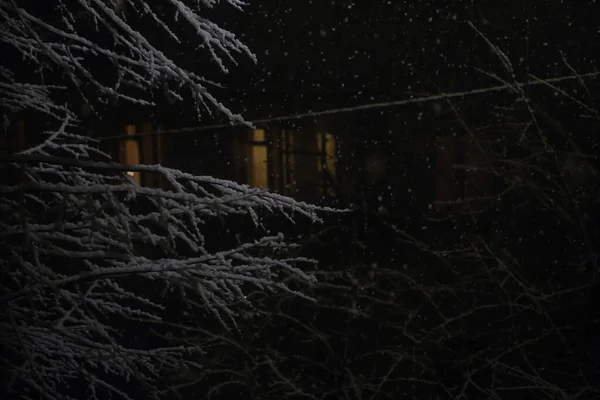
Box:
317 132 336 196
123 124 140 184
252 129 265 142
248 129 268 188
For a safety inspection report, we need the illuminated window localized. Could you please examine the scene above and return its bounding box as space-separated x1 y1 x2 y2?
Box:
248 129 268 188
243 129 335 200
115 123 163 187
317 132 336 195
317 132 335 173
121 124 140 184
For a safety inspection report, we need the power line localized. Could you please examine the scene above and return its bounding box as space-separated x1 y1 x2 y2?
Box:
99 71 600 142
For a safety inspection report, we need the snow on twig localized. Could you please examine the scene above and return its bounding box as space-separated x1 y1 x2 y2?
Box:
0 127 329 399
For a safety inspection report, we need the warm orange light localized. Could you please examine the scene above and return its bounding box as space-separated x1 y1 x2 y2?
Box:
124 124 140 184
248 129 268 188
317 132 336 176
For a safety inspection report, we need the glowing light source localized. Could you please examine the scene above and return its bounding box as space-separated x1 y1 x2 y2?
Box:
248 129 268 188
123 125 140 184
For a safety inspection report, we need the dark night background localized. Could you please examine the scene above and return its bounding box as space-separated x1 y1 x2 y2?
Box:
138 0 598 211
2 0 600 399
145 1 600 398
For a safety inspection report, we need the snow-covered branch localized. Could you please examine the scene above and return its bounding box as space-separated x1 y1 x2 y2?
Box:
0 127 329 399
0 0 252 124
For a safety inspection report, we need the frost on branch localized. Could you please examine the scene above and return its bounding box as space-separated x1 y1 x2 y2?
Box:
0 0 253 123
0 127 329 399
